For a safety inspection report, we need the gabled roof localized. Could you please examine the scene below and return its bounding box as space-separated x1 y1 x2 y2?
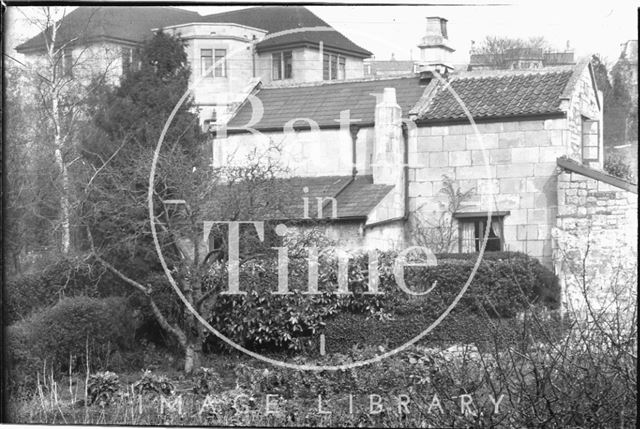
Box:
227 76 426 131
16 7 200 52
411 65 578 123
201 6 371 58
203 175 393 220
17 6 371 59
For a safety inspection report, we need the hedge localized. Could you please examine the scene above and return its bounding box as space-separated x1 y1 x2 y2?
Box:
6 296 137 392
322 310 566 355
201 250 560 353
5 255 130 324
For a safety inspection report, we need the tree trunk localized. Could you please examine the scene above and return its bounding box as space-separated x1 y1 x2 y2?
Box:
184 341 203 374
51 86 71 254
55 147 71 254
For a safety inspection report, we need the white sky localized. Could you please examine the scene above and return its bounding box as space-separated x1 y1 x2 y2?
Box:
4 0 638 67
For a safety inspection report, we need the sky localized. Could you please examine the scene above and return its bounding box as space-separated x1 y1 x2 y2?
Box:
4 1 638 68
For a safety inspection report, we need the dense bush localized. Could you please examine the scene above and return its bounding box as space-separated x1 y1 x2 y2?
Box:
204 258 340 353
6 296 138 392
604 154 635 182
322 309 566 354
5 255 129 324
201 248 560 353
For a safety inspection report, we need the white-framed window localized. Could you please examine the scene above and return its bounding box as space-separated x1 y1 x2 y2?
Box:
323 53 346 80
581 116 600 163
272 51 293 80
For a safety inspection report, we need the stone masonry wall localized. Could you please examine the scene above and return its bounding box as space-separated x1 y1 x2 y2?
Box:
554 171 637 313
408 118 568 267
564 63 603 168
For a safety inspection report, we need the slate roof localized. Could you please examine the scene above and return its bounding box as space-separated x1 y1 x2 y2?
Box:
227 76 426 131
16 6 370 58
16 7 200 52
203 175 393 220
411 66 576 122
201 6 371 57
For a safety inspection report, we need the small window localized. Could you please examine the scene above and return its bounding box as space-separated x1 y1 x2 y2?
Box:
283 51 293 79
132 48 141 71
201 49 213 77
458 215 504 252
323 53 346 80
322 53 330 80
121 47 132 75
63 49 73 77
582 117 600 163
272 51 293 80
214 49 227 77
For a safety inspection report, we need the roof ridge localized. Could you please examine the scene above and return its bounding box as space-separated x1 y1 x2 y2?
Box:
450 66 574 81
261 74 419 90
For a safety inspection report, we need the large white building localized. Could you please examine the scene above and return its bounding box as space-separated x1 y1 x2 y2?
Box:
16 6 372 126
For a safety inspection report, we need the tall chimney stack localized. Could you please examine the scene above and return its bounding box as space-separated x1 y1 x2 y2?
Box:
417 17 455 74
370 87 406 223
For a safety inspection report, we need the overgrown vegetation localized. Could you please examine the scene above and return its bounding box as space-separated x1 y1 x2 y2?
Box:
604 154 635 182
411 175 474 253
6 297 139 392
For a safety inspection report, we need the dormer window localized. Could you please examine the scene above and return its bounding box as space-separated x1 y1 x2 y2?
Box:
272 51 293 80
323 53 346 80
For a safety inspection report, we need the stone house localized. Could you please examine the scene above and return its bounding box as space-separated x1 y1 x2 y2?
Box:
214 56 637 285
16 6 371 126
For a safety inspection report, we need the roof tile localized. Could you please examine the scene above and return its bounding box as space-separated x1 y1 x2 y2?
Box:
227 76 427 131
412 67 575 122
203 175 392 220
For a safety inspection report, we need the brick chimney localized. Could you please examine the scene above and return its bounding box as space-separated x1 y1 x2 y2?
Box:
416 17 455 74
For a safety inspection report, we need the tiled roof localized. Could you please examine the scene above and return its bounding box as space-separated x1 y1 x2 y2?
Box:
203 175 393 220
17 6 370 58
227 76 426 131
201 6 371 57
411 67 576 122
16 7 200 52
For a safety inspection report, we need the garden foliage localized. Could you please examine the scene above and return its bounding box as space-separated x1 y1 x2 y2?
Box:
7 297 137 391
203 248 560 352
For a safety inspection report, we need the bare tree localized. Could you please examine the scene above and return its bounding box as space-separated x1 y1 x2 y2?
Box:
12 6 118 254
411 175 475 253
470 36 551 70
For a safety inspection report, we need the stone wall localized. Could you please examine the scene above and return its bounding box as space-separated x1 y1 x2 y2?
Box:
214 128 362 176
407 118 568 266
563 62 603 168
554 167 637 313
